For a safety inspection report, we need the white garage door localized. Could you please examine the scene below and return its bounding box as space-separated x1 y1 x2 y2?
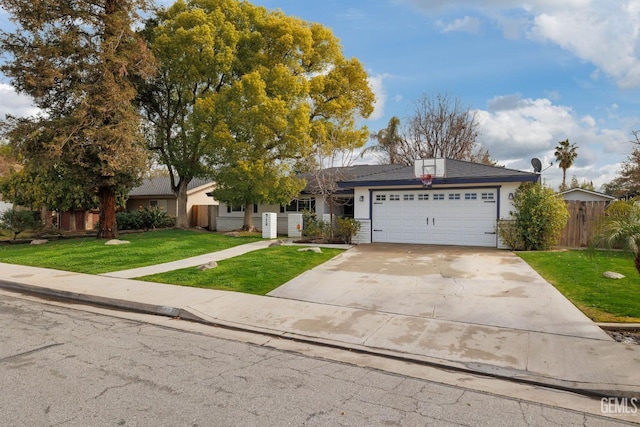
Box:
372 189 498 247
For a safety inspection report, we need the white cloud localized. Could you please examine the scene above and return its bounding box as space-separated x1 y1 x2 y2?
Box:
439 16 481 34
367 73 392 121
475 93 632 189
0 83 39 118
396 0 640 88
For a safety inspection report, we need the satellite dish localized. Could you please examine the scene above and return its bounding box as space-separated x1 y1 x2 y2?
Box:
531 157 542 173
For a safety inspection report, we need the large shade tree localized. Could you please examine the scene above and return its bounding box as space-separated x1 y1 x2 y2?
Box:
135 1 236 228
554 138 578 192
0 0 154 238
186 0 374 230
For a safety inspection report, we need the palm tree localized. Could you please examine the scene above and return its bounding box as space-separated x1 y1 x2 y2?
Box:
593 199 640 274
554 139 578 191
361 116 404 164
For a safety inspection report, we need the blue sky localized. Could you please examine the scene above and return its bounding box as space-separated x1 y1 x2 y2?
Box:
2 0 639 190
245 0 640 190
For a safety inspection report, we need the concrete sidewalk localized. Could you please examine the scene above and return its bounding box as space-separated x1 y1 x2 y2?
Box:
1 255 639 400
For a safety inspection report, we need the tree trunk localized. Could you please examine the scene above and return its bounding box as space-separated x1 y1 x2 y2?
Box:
97 187 117 239
635 250 640 275
175 180 189 229
242 203 256 232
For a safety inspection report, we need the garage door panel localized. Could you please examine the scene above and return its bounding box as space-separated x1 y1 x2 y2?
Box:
372 189 497 247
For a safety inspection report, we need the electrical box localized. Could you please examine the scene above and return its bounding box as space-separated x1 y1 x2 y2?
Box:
262 212 277 239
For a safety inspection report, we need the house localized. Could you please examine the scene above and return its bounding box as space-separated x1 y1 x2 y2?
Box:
559 187 616 203
127 177 218 227
216 159 540 247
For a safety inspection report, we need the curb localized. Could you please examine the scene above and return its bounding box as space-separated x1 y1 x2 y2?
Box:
2 279 638 401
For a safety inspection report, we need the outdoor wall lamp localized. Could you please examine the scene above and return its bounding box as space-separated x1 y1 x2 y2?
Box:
508 193 514 200
359 195 364 202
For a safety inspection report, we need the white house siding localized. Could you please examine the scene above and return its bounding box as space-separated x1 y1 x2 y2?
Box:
216 214 288 235
352 219 371 244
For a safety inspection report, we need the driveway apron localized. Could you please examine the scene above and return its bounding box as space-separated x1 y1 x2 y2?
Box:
268 244 611 341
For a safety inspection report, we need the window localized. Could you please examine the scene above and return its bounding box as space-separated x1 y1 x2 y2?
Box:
227 204 258 213
390 194 400 201
375 194 386 201
150 200 158 207
433 194 445 200
481 192 495 201
448 193 461 200
281 198 316 213
403 194 415 201
418 194 429 201
465 193 477 200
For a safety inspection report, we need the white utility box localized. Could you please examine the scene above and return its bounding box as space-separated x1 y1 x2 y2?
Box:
262 212 277 239
288 213 303 238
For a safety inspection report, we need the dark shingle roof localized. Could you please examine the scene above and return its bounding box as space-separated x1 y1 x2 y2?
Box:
333 159 539 188
128 177 212 197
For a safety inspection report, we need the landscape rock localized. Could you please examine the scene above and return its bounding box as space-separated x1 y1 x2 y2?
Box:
105 239 130 246
603 271 625 279
197 261 218 271
298 247 322 253
269 240 285 247
30 239 49 245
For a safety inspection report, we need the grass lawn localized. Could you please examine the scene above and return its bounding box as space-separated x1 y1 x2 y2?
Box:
517 250 640 323
138 245 344 295
0 229 262 274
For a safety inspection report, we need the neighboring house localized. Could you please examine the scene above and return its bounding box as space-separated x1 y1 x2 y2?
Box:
216 158 540 248
559 188 616 202
127 177 218 227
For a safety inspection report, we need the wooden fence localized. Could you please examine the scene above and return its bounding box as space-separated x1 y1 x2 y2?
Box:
557 200 608 248
191 205 211 228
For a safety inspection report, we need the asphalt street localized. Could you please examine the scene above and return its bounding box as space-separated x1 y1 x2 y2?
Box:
1 292 634 426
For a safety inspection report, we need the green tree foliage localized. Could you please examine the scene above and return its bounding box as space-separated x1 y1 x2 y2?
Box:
0 208 39 240
0 167 97 212
173 0 374 230
0 0 155 239
135 1 236 228
592 199 640 274
602 134 640 197
554 139 578 192
498 183 569 251
361 116 403 164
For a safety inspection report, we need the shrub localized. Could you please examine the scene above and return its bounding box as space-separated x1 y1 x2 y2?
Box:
0 208 41 240
302 210 329 240
302 210 361 243
115 211 143 230
334 217 361 244
498 183 569 250
115 207 175 230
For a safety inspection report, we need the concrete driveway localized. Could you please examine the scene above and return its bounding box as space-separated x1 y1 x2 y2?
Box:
269 244 611 341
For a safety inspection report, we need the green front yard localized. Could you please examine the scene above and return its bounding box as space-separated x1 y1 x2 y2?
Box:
517 250 640 323
139 245 344 295
0 230 261 274
1 229 638 322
